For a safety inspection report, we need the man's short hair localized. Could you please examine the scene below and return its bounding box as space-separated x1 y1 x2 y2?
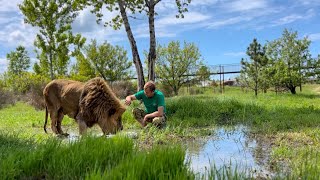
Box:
144 81 156 92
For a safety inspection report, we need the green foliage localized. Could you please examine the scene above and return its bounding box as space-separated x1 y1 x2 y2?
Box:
155 41 202 95
1 72 49 94
0 86 15 109
88 0 192 30
306 54 320 82
74 40 132 81
6 45 30 76
70 53 96 81
196 65 211 86
240 38 268 96
265 29 311 94
19 0 86 79
88 0 193 89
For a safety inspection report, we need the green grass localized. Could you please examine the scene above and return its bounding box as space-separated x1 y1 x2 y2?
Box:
167 86 320 133
0 134 195 179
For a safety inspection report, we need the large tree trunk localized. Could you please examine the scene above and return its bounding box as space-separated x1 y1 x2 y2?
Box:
289 86 296 94
118 0 145 90
49 52 54 80
147 0 158 81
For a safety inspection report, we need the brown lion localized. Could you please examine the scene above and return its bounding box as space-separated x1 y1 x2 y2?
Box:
43 77 125 135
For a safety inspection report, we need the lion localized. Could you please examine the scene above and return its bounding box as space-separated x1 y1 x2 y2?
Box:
43 77 125 136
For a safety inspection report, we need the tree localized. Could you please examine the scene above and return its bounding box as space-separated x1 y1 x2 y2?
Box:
88 0 192 90
240 38 268 96
265 29 311 94
69 52 96 81
6 46 30 76
19 0 86 80
305 54 320 82
155 41 201 95
75 40 132 81
144 0 191 82
196 65 211 87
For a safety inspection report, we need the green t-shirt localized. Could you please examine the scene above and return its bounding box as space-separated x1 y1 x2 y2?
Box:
134 90 166 114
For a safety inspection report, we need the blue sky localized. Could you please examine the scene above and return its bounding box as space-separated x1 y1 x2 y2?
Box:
1 0 320 76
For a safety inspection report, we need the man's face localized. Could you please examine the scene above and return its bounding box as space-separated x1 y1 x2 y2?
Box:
144 87 154 98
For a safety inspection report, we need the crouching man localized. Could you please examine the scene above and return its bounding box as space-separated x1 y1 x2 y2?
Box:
125 81 166 128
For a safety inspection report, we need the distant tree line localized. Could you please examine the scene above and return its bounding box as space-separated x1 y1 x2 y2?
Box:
239 29 320 95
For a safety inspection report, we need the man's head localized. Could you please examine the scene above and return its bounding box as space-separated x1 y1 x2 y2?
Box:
144 81 156 98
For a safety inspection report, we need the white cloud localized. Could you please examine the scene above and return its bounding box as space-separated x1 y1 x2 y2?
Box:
224 52 246 57
0 0 21 12
72 8 100 33
190 0 218 6
271 9 315 27
157 12 211 26
308 33 320 41
156 0 218 15
296 0 320 6
0 58 8 73
72 7 119 34
272 14 304 26
0 18 36 48
223 0 268 12
132 11 211 39
207 16 253 29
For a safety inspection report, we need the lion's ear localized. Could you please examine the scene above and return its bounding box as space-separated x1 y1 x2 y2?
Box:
109 107 125 117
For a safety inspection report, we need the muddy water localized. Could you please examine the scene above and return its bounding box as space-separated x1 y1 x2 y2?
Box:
186 126 273 178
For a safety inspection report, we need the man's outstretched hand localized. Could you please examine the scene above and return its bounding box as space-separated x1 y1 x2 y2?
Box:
125 96 131 106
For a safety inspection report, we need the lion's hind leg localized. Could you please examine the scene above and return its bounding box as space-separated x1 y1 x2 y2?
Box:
49 109 59 135
57 108 68 136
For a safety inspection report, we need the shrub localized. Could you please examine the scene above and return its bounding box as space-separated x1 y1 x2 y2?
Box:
21 74 49 110
110 81 136 99
158 83 175 97
0 87 15 109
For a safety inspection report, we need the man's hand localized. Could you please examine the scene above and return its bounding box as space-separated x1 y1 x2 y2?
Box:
125 96 131 106
143 115 149 122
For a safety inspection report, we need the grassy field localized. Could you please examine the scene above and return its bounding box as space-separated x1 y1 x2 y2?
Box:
1 84 320 179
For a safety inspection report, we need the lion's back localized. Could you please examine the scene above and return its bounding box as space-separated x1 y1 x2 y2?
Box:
43 79 85 118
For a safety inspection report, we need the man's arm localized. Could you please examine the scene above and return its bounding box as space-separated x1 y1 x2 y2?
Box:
125 95 137 106
144 106 164 120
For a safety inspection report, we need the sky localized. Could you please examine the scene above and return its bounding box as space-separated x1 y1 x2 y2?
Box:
1 0 320 77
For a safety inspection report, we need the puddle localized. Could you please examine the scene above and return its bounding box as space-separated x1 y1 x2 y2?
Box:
186 126 273 178
57 127 138 142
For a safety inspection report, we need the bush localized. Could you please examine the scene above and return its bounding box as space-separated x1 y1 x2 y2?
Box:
158 83 175 97
18 74 49 110
110 81 136 99
0 87 15 109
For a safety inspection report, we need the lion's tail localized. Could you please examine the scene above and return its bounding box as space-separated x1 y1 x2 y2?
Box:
44 106 48 133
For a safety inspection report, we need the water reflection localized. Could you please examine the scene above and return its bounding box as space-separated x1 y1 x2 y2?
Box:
186 126 272 178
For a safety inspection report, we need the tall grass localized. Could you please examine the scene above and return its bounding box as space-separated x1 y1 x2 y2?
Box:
166 91 320 133
87 145 194 180
0 134 196 179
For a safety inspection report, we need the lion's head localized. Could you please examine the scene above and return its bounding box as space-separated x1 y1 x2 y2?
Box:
77 77 125 134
